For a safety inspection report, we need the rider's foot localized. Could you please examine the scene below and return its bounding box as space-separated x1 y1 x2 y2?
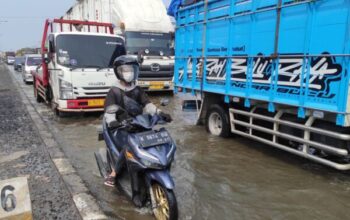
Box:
104 175 116 187
132 195 143 208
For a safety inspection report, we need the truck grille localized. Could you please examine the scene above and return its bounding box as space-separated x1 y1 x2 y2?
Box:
139 71 174 79
74 87 110 98
139 64 174 79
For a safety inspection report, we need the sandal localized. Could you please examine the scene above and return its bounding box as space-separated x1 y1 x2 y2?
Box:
104 175 116 187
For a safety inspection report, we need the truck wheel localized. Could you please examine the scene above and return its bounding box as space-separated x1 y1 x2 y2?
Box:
54 109 69 117
206 104 231 138
33 81 44 103
49 88 66 117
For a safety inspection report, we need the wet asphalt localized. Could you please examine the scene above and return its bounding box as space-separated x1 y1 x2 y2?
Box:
6 64 350 220
0 64 81 219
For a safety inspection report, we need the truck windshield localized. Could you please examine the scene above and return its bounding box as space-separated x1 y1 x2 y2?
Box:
125 32 174 56
27 57 41 66
56 35 125 68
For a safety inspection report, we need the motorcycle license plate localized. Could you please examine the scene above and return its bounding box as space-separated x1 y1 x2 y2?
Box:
136 130 172 148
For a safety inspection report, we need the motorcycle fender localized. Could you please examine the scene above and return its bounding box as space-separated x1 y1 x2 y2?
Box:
146 170 175 190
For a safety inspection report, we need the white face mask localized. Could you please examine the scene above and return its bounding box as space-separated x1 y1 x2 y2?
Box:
122 71 135 83
117 65 136 83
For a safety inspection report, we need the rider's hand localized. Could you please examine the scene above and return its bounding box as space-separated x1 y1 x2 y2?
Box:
159 112 172 123
108 120 121 128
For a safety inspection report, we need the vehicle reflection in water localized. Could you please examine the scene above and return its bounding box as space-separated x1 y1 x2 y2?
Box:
36 90 350 220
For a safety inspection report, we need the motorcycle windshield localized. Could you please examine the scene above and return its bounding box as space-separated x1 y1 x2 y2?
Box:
133 114 160 129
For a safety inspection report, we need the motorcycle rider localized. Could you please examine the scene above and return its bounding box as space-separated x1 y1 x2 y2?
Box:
104 55 172 187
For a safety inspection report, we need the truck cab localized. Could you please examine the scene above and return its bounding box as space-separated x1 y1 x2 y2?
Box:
33 19 125 115
125 31 174 91
63 0 175 92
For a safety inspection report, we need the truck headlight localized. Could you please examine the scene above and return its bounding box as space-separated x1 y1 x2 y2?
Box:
60 79 73 89
59 79 74 100
60 91 75 100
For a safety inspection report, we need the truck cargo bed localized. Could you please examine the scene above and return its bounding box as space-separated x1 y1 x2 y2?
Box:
174 0 350 126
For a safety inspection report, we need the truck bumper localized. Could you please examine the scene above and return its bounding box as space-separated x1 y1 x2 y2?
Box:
57 98 105 112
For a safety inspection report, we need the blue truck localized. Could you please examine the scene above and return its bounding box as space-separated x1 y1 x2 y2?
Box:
171 0 350 170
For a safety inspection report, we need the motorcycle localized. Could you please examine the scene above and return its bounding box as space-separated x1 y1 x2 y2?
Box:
95 104 178 220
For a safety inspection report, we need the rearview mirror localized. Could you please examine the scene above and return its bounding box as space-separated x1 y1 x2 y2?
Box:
137 51 144 64
48 34 55 53
43 54 51 64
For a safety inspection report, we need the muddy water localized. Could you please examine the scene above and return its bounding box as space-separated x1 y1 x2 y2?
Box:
11 68 350 220
50 94 350 220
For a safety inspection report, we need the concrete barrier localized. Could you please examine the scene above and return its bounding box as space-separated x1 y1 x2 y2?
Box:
0 177 32 220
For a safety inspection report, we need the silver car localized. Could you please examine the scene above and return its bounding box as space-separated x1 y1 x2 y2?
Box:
22 54 41 84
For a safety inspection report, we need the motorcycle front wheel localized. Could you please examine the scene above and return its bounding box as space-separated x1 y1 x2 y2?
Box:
150 183 178 220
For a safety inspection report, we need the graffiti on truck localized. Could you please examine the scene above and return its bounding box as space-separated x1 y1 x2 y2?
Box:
179 54 343 99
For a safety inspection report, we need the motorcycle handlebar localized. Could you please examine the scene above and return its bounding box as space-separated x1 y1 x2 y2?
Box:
107 114 167 130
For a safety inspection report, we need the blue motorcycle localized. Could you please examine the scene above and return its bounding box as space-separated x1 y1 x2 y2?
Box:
95 105 178 220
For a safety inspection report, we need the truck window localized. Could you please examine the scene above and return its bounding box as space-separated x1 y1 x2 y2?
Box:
56 35 126 68
125 32 174 56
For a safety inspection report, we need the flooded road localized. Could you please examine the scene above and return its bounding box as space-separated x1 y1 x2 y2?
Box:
10 67 350 220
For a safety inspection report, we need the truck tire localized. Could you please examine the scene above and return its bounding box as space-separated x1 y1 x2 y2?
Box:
206 104 231 138
48 88 66 117
54 108 69 117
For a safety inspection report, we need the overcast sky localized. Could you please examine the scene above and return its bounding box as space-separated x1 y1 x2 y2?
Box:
0 0 172 52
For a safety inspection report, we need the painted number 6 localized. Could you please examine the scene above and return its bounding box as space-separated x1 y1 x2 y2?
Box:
1 185 16 212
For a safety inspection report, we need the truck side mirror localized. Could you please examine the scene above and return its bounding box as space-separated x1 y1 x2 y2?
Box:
48 35 55 53
44 54 51 64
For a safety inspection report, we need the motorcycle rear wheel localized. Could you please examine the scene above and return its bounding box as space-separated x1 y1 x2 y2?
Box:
150 183 178 220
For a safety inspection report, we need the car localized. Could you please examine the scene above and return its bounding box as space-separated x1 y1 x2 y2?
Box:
6 56 15 65
14 57 25 72
22 54 41 84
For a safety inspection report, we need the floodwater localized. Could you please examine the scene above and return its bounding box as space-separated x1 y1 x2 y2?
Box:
11 67 350 220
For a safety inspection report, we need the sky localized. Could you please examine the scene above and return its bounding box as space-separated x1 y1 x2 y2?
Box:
0 0 172 52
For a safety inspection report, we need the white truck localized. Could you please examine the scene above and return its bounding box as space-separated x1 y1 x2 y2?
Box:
63 0 175 92
32 19 125 116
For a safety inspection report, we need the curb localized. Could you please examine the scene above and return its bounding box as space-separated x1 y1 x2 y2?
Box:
7 66 108 220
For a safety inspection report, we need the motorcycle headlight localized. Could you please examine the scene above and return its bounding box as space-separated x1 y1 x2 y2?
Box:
140 158 163 169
